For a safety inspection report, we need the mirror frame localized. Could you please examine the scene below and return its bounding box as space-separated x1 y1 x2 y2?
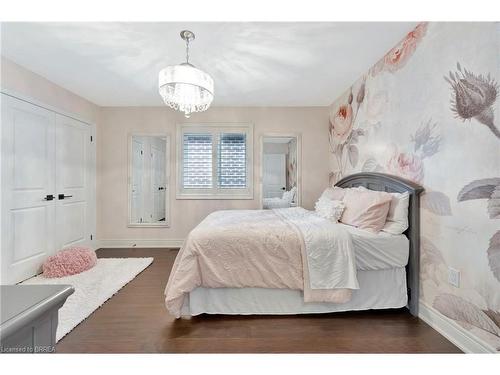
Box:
259 133 302 209
127 133 171 227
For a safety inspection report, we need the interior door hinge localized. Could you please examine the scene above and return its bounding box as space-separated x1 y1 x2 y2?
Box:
90 135 93 142
90 234 93 241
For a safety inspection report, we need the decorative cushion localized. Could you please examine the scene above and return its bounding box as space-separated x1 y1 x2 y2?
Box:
42 247 97 278
315 197 345 222
357 186 410 235
282 186 297 203
340 188 392 233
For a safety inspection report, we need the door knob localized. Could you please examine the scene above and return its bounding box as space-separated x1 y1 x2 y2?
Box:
43 194 54 201
281 187 286 190
58 194 73 200
158 187 165 190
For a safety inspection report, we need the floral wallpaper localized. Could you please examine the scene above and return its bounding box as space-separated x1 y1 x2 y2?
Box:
328 22 500 350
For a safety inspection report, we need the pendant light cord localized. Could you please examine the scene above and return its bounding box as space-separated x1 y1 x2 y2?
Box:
185 38 190 64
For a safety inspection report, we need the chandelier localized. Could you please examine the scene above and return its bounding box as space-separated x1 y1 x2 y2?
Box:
158 30 214 118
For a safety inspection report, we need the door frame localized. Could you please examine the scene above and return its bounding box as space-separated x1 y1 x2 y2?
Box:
0 89 97 253
259 133 302 209
127 133 170 228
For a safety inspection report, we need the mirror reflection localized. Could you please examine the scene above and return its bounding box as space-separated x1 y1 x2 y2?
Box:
262 136 299 209
129 135 168 225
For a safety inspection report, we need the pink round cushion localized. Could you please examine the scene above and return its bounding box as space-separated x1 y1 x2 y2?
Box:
42 247 97 278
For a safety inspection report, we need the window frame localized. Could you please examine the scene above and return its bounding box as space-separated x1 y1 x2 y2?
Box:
176 123 254 200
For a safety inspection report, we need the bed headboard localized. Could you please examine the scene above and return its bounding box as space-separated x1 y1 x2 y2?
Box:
335 172 424 316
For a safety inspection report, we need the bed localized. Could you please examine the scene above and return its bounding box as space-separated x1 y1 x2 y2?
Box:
165 172 424 317
262 187 297 209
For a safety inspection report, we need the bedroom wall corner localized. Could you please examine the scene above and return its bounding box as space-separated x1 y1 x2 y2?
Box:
0 56 100 124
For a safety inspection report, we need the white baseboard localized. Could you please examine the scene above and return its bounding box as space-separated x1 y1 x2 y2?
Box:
98 238 184 249
419 302 496 353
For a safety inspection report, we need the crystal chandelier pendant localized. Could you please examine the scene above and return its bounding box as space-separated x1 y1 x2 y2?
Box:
158 30 214 118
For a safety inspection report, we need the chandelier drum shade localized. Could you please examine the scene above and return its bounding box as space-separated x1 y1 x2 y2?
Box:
158 30 214 118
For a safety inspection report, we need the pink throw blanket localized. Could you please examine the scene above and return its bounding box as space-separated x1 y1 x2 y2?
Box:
164 208 357 317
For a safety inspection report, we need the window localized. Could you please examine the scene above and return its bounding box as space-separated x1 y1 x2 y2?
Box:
177 124 253 199
182 133 213 189
218 133 246 188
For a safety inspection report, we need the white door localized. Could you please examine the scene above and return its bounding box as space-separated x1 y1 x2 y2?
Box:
1 95 95 284
131 138 144 223
55 114 92 250
1 95 56 284
263 153 286 198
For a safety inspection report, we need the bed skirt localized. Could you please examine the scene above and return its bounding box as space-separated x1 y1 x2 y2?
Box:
181 267 407 316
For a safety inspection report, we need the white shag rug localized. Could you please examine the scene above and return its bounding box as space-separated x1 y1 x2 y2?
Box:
21 257 153 342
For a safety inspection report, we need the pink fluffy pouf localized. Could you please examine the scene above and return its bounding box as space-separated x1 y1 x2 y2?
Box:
42 247 97 278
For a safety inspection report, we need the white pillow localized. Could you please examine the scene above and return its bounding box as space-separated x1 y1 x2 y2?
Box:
314 197 345 222
319 186 346 201
282 186 297 203
356 186 410 235
383 191 410 235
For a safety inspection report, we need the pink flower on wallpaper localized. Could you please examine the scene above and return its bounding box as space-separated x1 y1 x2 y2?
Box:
386 152 424 184
329 103 354 150
370 22 428 76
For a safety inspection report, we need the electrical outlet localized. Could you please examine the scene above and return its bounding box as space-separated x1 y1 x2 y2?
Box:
448 267 460 288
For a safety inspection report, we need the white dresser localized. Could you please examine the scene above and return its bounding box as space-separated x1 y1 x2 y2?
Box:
0 285 74 353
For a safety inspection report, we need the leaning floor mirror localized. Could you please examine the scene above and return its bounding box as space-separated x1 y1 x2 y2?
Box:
261 134 301 209
128 134 170 227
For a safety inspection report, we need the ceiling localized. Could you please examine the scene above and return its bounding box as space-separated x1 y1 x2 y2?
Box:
0 22 417 107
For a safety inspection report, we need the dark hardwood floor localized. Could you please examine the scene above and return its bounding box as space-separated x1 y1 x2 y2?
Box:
56 248 461 353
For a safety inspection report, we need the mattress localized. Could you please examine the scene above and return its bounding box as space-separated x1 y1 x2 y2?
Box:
341 223 409 270
182 267 407 316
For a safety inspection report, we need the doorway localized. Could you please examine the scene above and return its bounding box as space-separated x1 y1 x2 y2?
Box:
260 135 301 209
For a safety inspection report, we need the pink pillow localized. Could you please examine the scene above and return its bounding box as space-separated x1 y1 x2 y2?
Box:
340 189 392 233
42 247 97 278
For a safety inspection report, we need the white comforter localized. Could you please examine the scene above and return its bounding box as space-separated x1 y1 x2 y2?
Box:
262 197 292 209
165 207 359 317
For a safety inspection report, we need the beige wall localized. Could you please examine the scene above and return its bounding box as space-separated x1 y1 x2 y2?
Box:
98 106 329 241
1 57 99 123
0 58 330 243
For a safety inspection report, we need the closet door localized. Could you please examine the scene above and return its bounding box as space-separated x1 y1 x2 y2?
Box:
55 114 92 250
1 95 56 284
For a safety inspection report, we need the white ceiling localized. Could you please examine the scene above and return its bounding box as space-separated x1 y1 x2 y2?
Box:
0 22 417 107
